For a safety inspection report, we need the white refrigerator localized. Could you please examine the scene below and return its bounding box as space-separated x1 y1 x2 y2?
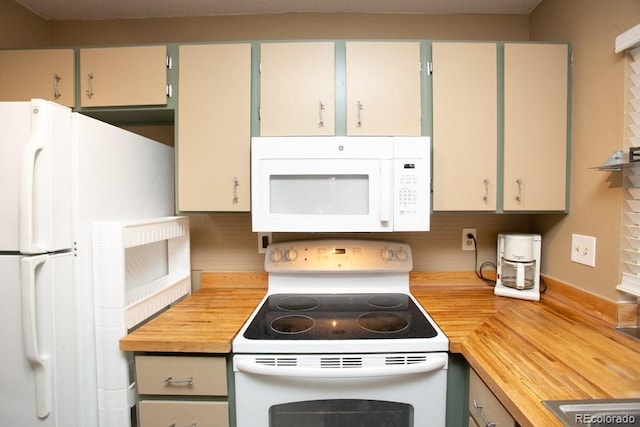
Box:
0 99 177 426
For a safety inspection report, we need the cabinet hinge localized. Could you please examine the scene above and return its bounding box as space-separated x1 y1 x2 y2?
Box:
427 60 433 76
166 84 173 98
166 55 173 70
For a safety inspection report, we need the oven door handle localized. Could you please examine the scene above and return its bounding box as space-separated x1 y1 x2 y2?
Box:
235 357 446 378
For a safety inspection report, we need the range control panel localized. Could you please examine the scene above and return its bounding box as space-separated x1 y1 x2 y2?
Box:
265 239 413 273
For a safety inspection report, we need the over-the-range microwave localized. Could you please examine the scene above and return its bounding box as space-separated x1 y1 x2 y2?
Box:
251 136 430 232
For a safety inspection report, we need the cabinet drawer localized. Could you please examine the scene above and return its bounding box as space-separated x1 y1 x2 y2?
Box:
136 356 227 396
139 400 229 427
469 369 515 427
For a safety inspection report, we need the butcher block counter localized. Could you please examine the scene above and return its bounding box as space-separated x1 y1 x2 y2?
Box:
120 271 640 427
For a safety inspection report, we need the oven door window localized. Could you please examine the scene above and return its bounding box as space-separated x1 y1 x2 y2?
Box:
270 174 368 215
269 399 413 427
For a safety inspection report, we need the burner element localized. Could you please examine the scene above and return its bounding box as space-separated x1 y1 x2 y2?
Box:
357 312 409 333
366 295 403 309
270 315 315 334
276 296 320 311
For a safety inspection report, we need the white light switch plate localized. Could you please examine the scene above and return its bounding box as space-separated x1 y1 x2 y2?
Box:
571 234 596 267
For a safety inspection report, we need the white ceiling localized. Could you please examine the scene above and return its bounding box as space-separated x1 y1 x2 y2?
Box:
15 0 543 21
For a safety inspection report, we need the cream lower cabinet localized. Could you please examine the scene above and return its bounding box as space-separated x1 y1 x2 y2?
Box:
469 369 515 427
177 43 251 211
503 43 569 211
79 45 169 107
346 41 422 136
432 42 498 211
260 42 335 136
0 49 75 107
136 355 229 427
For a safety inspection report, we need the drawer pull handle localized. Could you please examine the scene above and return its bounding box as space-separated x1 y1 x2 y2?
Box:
168 424 197 427
164 376 193 386
473 400 496 427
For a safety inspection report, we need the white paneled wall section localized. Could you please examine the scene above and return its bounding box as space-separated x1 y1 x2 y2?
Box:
619 43 640 298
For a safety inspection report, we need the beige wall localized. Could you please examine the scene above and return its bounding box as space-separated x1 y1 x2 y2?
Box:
530 0 640 302
49 14 528 46
6 1 640 301
0 0 48 48
44 12 536 283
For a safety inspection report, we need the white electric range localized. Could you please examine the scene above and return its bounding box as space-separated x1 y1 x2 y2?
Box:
232 239 449 427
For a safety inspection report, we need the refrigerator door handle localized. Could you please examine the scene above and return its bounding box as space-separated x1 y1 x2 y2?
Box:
20 135 45 254
21 255 51 419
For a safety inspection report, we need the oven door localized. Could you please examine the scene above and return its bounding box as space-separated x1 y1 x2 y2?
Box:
233 352 448 427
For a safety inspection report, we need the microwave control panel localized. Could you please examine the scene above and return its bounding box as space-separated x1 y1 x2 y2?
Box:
393 137 430 231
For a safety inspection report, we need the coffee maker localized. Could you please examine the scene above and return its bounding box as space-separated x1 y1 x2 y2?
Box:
495 233 541 301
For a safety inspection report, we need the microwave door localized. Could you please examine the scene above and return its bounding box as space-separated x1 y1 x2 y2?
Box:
252 159 392 232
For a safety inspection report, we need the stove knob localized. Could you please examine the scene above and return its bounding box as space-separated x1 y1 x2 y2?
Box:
396 249 409 262
381 248 394 261
269 250 283 263
283 249 298 262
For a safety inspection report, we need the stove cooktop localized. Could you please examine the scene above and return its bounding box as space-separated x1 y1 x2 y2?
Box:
243 293 439 341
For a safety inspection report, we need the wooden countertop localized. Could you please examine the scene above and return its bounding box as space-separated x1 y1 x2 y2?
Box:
120 273 267 353
120 271 640 427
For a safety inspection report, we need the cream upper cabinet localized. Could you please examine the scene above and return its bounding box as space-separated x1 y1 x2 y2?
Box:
432 42 498 211
0 49 75 107
260 42 335 136
503 43 569 211
79 45 168 107
346 41 422 136
177 43 251 212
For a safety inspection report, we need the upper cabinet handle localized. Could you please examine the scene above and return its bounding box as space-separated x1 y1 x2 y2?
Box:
318 100 325 128
233 177 239 204
356 100 364 128
53 74 61 99
483 178 490 203
86 72 94 98
515 178 523 203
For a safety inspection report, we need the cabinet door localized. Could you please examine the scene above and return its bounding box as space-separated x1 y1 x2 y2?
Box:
346 42 422 136
79 45 167 107
0 49 75 107
139 401 229 427
432 42 498 211
177 43 251 212
469 369 516 427
503 43 569 211
260 42 335 136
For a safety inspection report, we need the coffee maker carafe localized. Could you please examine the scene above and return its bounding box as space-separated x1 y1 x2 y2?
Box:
495 233 541 301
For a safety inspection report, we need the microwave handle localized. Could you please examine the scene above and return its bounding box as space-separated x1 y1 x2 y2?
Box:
380 161 392 222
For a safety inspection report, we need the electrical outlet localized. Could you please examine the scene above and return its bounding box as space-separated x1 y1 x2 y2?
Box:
258 232 272 254
571 234 596 267
462 228 477 251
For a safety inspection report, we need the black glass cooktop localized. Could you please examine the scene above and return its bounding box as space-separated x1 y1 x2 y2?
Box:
243 293 438 340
